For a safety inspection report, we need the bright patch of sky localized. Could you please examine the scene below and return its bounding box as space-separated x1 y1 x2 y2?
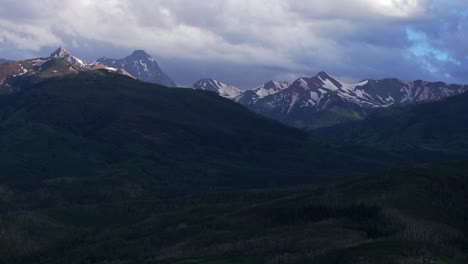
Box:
406 28 459 64
462 10 468 18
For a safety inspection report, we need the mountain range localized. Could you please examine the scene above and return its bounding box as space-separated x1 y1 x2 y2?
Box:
2 47 467 130
0 47 176 91
193 71 467 128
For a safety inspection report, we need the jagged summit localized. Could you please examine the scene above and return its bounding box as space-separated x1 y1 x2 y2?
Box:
317 70 331 78
310 71 333 82
129 50 151 59
50 46 69 57
49 46 86 67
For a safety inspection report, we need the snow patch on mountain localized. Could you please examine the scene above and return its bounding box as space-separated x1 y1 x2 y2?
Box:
288 93 300 113
31 58 51 67
193 79 242 99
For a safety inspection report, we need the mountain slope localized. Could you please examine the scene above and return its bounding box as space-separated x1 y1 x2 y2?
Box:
95 50 176 87
88 63 135 78
0 71 392 208
0 58 9 64
0 57 84 92
193 79 242 99
318 91 468 161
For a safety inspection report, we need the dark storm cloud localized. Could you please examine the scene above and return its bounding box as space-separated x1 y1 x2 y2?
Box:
0 0 467 87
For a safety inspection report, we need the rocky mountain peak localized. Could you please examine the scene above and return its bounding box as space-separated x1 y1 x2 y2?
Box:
95 50 176 87
50 46 70 57
49 46 86 67
317 71 331 79
129 50 151 59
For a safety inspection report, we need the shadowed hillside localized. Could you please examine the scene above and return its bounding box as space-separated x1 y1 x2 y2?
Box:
0 71 465 263
317 92 468 162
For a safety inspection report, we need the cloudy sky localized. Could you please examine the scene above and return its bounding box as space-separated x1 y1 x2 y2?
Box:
0 0 467 88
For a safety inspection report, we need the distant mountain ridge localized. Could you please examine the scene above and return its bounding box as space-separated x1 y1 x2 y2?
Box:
0 47 177 91
192 79 289 100
194 71 468 128
2 47 467 129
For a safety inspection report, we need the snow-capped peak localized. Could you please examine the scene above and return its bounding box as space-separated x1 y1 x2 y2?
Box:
193 79 242 99
49 46 86 67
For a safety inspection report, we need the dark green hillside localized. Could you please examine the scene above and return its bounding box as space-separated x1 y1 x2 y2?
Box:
0 71 390 209
0 161 465 264
0 71 464 263
317 92 468 161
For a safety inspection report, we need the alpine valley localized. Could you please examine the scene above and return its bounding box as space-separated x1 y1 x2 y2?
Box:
0 47 467 264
